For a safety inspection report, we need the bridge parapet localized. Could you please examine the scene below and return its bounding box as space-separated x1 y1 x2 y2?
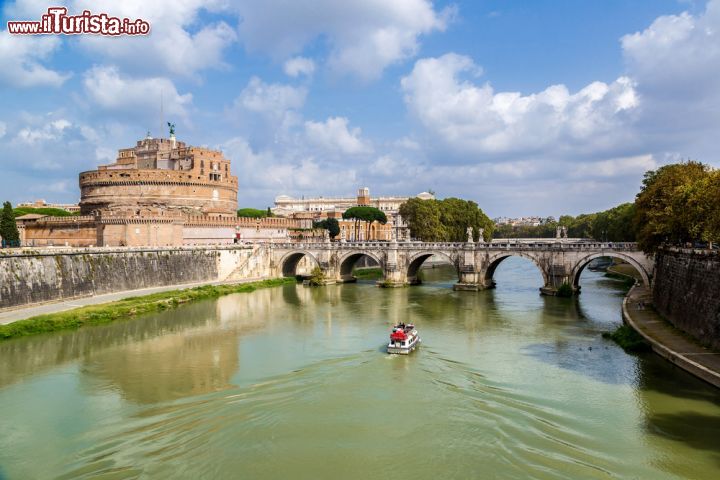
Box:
266 240 652 294
267 240 639 251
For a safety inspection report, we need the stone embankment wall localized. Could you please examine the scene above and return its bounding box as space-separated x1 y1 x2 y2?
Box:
653 248 720 350
0 245 272 310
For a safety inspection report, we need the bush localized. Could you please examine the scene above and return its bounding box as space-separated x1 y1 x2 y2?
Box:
556 282 574 297
307 267 326 286
602 324 651 353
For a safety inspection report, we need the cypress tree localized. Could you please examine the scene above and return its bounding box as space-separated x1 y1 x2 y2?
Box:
0 201 20 247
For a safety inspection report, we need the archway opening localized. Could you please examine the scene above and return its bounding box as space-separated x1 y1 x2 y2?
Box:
281 252 320 278
485 255 546 291
339 253 380 282
407 253 457 285
573 255 648 291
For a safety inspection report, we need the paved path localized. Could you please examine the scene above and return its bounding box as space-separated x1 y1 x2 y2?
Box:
623 284 720 389
0 278 264 326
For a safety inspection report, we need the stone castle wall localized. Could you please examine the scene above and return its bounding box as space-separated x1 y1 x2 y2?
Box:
0 246 272 310
653 248 720 350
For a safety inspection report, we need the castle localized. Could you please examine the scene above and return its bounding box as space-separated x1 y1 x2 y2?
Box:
16 132 423 247
19 133 298 247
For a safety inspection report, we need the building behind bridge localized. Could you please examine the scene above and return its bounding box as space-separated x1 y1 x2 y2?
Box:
273 187 435 241
17 133 310 247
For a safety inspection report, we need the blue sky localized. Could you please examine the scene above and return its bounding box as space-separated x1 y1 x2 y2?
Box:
0 0 717 217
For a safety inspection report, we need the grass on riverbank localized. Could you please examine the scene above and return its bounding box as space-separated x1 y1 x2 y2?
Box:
602 324 652 353
604 271 636 288
0 278 295 341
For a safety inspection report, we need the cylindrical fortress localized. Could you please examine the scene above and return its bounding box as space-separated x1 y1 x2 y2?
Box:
79 137 239 216
79 169 238 216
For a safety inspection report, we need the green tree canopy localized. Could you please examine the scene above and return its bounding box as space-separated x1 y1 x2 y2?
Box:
1 201 20 247
634 161 712 251
13 207 77 217
342 206 387 241
342 206 387 224
399 197 494 242
237 208 269 218
314 218 341 238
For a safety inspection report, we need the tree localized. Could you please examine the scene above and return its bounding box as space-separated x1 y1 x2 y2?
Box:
0 201 20 247
399 197 494 242
342 206 387 241
686 169 720 244
634 161 710 251
237 208 268 218
399 198 444 241
314 218 340 239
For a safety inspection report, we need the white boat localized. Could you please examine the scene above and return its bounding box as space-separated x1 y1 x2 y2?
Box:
387 323 421 354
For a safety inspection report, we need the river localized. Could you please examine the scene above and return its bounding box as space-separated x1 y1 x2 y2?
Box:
0 258 718 479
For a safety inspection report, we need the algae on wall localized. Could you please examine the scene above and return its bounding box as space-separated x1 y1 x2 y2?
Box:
653 249 720 350
0 249 220 310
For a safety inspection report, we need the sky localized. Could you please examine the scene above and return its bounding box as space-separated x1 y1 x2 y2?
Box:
1 0 718 218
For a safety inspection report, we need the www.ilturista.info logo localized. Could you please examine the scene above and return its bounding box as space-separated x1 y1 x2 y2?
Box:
7 7 150 35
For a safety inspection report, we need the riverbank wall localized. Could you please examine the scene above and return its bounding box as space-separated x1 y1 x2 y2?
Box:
0 245 272 311
652 248 720 350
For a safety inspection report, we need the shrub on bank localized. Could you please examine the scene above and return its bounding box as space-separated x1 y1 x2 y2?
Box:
556 282 574 297
602 324 651 353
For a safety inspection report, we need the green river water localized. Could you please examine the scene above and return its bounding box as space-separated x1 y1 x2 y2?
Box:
0 258 719 479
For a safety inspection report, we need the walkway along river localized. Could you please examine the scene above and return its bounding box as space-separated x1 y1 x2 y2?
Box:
0 258 718 479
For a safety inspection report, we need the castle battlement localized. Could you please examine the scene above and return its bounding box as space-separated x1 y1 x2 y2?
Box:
79 136 238 217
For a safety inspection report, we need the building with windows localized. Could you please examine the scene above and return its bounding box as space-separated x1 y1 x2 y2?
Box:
272 187 434 216
273 187 435 241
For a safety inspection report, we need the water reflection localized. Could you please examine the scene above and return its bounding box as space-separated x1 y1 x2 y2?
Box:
0 259 718 479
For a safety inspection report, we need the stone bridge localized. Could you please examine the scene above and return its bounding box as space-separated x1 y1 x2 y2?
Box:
267 239 654 295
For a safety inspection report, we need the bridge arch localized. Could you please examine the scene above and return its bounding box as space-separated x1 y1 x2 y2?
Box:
485 252 549 287
338 251 384 281
406 251 459 284
279 250 321 277
570 252 650 288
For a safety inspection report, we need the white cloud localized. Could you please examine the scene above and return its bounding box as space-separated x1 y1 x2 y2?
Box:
401 53 639 157
235 0 454 81
621 0 720 134
622 5 720 98
221 136 358 197
83 66 192 119
235 76 307 116
0 31 69 87
15 118 72 145
571 155 657 178
393 136 421 150
71 0 236 77
304 117 372 154
0 122 6 139
284 57 316 77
